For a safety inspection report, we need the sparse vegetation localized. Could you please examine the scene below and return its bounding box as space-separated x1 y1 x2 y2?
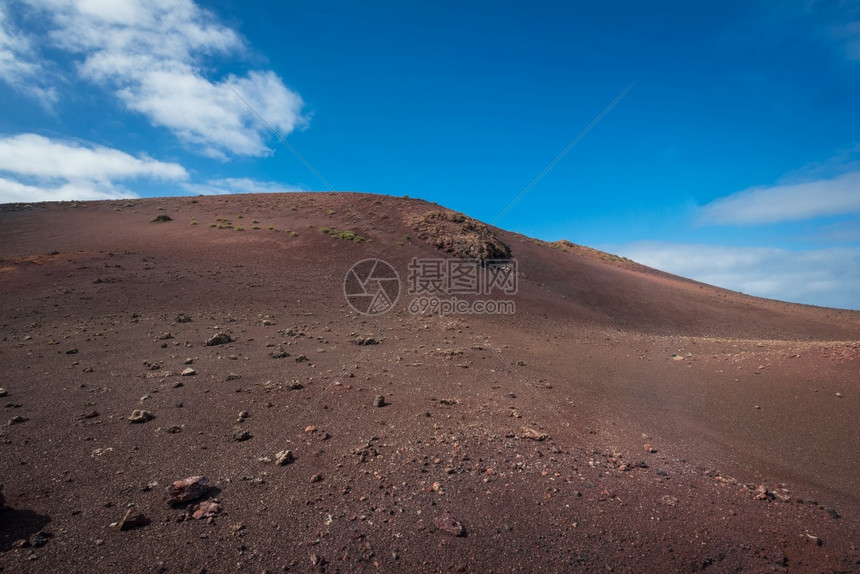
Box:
151 214 172 223
320 226 365 242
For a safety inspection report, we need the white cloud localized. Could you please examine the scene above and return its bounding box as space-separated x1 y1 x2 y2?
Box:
0 133 187 181
614 241 860 310
0 5 58 106
0 176 136 202
700 171 860 224
183 177 303 196
0 133 187 203
20 0 306 158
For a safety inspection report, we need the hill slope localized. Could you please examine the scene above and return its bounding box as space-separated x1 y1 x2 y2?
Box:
0 193 857 572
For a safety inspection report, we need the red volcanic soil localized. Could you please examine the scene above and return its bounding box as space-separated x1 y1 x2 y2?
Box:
0 193 858 573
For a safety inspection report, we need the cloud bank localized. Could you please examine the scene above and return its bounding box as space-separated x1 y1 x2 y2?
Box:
183 178 304 196
615 241 860 310
699 171 860 225
0 133 187 203
9 0 306 158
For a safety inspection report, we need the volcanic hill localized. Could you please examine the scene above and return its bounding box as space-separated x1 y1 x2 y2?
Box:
0 193 857 572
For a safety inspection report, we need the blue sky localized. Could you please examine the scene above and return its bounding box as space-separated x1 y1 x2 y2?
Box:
1 1 859 309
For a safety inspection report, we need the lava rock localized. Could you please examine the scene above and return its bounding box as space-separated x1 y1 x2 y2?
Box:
181 367 196 376
521 427 548 441
191 500 221 520
373 395 386 407
205 332 233 346
127 409 154 423
275 450 294 465
119 509 151 531
434 512 465 536
165 476 209 505
232 429 252 442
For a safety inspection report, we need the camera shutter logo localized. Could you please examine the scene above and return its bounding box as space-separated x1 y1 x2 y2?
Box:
343 259 400 315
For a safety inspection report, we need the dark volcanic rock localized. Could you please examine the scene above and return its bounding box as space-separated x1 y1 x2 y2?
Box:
119 509 151 531
406 210 512 262
205 332 233 346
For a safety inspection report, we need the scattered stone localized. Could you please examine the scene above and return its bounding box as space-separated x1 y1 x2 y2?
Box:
226 373 240 381
31 532 51 548
275 450 294 465
521 427 548 441
288 380 303 390
643 443 657 453
237 411 249 421
82 410 99 419
119 509 151 531
373 395 386 407
66 348 78 355
515 360 526 366
754 485 773 501
181 367 196 376
773 488 791 503
175 313 192 323
661 495 679 506
165 476 209 505
295 354 309 363
127 409 154 423
271 349 290 359
434 512 465 536
158 332 173 340
824 507 840 519
191 500 221 520
205 332 233 346
166 425 182 434
805 532 823 546
233 429 252 442
0 388 7 397
835 392 843 398
310 473 323 483
183 357 194 365
8 415 28 425
354 336 379 346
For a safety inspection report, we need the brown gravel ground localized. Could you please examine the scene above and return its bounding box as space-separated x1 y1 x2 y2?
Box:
0 193 858 573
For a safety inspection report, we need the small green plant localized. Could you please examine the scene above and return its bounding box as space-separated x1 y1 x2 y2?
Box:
236 226 245 231
252 226 261 230
209 223 217 228
289 231 299 237
190 219 197 225
268 226 275 231
252 219 259 224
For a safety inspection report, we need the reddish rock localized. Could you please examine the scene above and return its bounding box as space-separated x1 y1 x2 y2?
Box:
434 512 465 537
191 500 221 520
166 476 208 505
